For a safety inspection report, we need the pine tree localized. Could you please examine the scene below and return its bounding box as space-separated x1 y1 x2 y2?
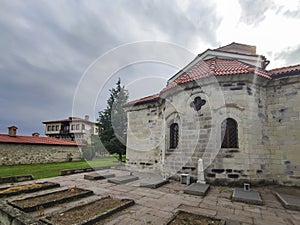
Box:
97 78 129 162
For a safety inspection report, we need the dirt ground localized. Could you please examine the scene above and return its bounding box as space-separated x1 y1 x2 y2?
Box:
45 197 126 225
11 187 88 208
0 182 53 195
167 211 222 225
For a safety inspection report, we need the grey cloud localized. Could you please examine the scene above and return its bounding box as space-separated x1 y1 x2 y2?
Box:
0 0 223 134
283 9 300 18
123 0 221 47
274 45 300 66
238 0 275 25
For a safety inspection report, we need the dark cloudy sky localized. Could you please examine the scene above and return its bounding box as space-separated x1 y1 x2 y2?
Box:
0 0 300 135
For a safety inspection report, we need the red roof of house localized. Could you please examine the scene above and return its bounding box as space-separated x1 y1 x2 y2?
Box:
124 94 159 107
124 58 272 107
268 64 300 76
0 134 81 146
161 58 270 92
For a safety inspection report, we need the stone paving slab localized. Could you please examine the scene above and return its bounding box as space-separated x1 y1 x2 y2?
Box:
184 183 210 196
108 175 139 184
139 178 169 188
84 172 115 180
232 188 263 205
275 192 300 211
2 170 299 225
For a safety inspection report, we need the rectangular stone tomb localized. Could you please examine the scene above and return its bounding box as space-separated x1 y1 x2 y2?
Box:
0 174 34 184
165 210 225 225
60 167 94 176
184 183 210 196
275 192 300 211
84 172 115 180
42 196 135 225
107 175 139 184
8 187 93 212
0 182 60 198
232 188 263 205
139 178 169 188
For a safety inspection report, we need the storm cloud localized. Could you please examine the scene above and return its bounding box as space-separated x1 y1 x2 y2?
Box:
0 0 299 135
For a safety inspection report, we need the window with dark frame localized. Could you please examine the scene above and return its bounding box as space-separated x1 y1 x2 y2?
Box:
221 118 238 148
170 123 179 149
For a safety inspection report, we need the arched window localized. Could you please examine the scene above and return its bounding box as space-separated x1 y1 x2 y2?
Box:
221 118 238 148
170 123 179 149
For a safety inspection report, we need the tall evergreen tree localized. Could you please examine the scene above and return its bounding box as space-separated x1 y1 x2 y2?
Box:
97 79 129 162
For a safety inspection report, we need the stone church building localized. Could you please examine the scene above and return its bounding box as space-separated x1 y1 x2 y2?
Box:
124 42 300 186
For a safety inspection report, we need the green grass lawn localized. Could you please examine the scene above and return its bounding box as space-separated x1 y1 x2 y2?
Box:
0 157 120 180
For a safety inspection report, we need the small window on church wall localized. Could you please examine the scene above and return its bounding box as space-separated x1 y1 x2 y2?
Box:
221 118 238 148
170 123 179 149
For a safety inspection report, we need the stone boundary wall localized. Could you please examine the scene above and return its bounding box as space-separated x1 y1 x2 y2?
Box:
0 143 81 165
0 201 45 225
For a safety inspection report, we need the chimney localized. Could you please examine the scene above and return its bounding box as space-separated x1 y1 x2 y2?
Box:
8 126 18 137
84 115 89 121
32 132 40 137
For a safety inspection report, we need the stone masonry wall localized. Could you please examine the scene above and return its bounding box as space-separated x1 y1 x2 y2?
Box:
125 73 300 186
205 75 272 185
266 74 300 186
125 102 163 172
0 143 81 165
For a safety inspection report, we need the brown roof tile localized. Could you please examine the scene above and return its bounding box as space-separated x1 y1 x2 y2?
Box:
0 134 81 146
125 58 271 106
124 94 159 107
268 64 300 76
161 58 270 92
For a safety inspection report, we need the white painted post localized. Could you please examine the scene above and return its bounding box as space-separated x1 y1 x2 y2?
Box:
197 158 206 184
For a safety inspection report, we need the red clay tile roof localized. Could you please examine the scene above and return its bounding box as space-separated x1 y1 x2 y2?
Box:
124 94 159 107
161 58 270 92
125 58 271 106
268 64 300 76
0 134 81 146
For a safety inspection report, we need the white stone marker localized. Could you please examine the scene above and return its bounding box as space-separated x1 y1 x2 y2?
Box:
197 158 206 184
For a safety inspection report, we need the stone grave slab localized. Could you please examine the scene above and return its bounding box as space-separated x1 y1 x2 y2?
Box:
139 178 169 188
275 192 300 211
232 188 263 205
184 183 210 196
107 175 139 184
84 172 115 180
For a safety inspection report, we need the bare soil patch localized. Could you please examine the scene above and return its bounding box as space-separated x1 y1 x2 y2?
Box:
166 211 223 225
44 196 134 225
0 182 59 197
9 187 93 212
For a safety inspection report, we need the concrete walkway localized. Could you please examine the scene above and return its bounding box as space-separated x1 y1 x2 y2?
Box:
3 169 300 225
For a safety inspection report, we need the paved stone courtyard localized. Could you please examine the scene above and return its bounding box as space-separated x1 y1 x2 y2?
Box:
1 168 300 225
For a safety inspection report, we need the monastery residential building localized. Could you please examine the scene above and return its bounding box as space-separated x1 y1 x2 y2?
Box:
124 42 300 186
43 115 99 144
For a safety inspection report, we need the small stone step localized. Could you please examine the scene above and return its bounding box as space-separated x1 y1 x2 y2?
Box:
84 172 115 180
107 175 139 184
275 192 300 211
184 183 210 196
232 188 263 205
139 178 169 188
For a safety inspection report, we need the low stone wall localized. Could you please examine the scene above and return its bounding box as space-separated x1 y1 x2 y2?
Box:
0 175 33 184
0 201 45 225
0 143 81 165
